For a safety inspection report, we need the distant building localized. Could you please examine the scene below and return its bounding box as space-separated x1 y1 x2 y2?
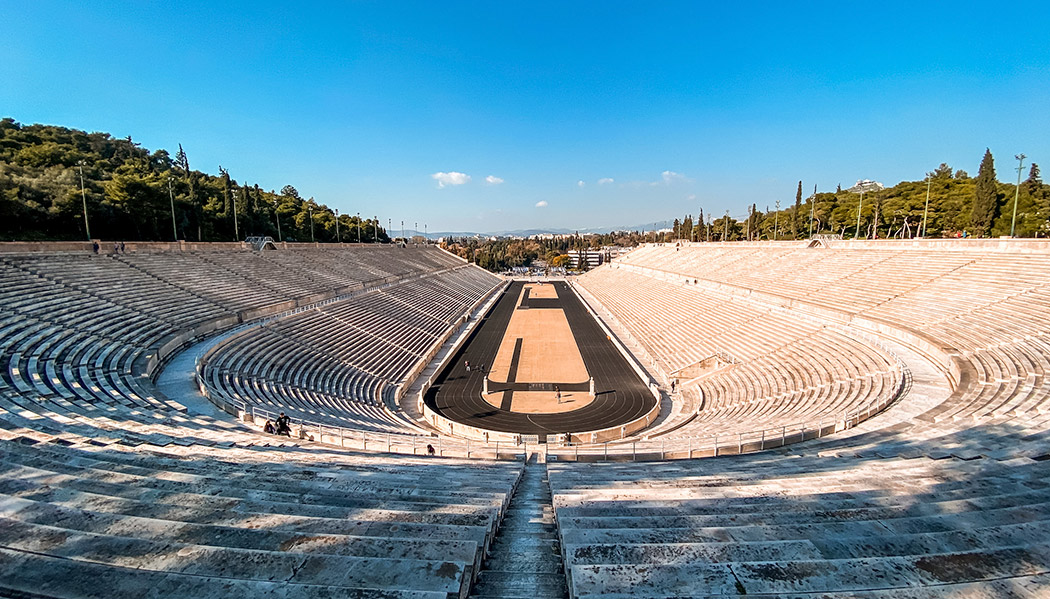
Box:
568 250 605 268
848 179 885 193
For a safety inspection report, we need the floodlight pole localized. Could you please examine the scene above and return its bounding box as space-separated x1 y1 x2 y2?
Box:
335 209 340 243
374 216 378 243
77 161 91 240
809 184 815 238
855 191 865 240
232 190 239 242
774 200 780 240
921 175 931 238
167 177 177 241
723 210 729 242
274 200 282 242
1011 154 1026 237
308 204 314 242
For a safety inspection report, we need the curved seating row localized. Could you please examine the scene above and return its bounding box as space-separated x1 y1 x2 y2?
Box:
575 266 901 440
200 267 500 431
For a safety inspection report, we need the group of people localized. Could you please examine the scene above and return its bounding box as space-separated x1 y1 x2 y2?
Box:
263 412 293 437
260 411 439 456
464 360 485 374
91 241 126 254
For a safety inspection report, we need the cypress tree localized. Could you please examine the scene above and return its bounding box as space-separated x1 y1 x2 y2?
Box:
972 148 998 236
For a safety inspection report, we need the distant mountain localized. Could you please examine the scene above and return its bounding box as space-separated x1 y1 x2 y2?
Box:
414 220 678 239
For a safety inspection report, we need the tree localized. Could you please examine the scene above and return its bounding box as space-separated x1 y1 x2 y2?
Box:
972 148 998 237
1025 163 1042 196
932 163 953 179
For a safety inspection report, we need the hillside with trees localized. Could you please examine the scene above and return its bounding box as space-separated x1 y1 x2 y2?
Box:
0 118 388 243
3 119 1047 254
673 152 1049 242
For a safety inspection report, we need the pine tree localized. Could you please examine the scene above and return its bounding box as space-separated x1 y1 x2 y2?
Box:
1025 163 1042 196
972 148 998 237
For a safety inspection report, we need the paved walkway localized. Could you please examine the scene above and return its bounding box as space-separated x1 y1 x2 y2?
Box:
155 323 259 419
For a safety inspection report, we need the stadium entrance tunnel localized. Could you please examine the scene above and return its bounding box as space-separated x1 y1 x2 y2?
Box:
423 281 658 443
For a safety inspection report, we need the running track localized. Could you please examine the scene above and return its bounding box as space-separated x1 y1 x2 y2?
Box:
424 281 655 439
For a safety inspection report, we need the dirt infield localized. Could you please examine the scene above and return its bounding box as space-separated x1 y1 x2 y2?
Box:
488 284 589 385
424 280 656 438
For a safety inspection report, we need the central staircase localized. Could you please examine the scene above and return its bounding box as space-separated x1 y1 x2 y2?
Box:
470 458 568 598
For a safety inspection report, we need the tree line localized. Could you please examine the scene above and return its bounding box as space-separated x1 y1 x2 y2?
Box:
441 230 650 272
0 118 389 243
671 150 1048 242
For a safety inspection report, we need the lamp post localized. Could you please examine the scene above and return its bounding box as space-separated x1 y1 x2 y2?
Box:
356 212 361 243
308 203 314 242
232 187 239 241
809 184 816 238
855 191 865 240
1011 153 1026 237
921 174 931 238
273 200 282 242
774 200 780 240
167 177 178 241
335 209 340 243
723 210 729 242
373 216 378 244
424 223 427 243
77 161 91 240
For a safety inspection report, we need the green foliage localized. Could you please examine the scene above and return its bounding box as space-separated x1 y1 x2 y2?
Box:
0 118 388 243
678 150 1048 241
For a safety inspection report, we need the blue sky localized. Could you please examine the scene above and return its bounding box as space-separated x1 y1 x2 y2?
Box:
4 1 1049 232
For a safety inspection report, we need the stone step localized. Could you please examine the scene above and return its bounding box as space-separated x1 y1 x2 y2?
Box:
481 552 565 574
0 516 471 597
0 547 450 599
471 571 567 597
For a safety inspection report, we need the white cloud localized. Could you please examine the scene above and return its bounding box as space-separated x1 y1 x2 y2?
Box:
661 170 692 185
485 175 504 185
577 180 586 188
597 177 614 185
535 200 548 208
686 194 696 201
431 171 471 188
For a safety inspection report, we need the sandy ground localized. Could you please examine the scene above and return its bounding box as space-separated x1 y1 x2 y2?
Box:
488 284 589 385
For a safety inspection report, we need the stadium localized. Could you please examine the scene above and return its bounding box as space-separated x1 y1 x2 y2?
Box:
2 237 1049 598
